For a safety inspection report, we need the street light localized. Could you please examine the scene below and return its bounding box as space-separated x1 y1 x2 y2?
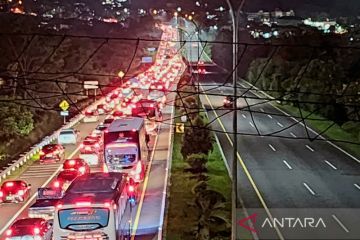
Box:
118 70 125 85
177 7 182 12
224 1 246 239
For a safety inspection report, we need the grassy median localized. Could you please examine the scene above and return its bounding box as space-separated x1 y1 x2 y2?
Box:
165 108 232 240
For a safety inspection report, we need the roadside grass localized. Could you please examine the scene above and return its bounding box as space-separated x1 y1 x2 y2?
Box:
277 104 360 158
166 109 233 239
4 152 40 181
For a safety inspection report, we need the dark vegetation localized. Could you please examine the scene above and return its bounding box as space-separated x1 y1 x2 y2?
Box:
166 73 231 240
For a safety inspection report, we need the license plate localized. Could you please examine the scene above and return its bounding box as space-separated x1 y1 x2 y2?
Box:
6 196 12 201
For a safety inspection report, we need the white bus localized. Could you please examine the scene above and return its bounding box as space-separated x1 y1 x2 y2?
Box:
53 172 136 240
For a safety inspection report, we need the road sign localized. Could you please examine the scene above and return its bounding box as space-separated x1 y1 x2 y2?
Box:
175 123 185 133
84 81 99 89
60 111 69 116
59 100 69 111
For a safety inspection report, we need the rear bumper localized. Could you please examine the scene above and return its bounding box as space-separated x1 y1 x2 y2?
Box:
79 154 100 166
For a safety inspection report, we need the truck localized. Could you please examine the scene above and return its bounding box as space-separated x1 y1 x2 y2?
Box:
103 117 149 182
28 187 63 220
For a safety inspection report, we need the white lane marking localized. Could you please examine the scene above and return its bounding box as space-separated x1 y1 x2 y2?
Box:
354 183 360 190
303 182 316 195
249 122 255 128
283 160 293 170
260 108 265 112
332 215 350 233
242 114 247 119
324 160 337 170
20 174 55 178
267 114 273 119
242 79 360 164
268 144 276 152
0 145 81 236
277 122 284 127
25 169 59 173
305 144 315 152
290 132 297 138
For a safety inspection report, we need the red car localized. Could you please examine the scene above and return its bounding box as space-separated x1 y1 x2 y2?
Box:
39 144 65 164
80 138 101 154
0 180 31 203
53 170 81 191
62 158 90 175
5 218 52 240
97 104 111 115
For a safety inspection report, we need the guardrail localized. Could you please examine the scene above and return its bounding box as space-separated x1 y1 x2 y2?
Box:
0 97 107 184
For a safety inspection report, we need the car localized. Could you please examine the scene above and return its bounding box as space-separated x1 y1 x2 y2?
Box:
5 218 52 240
28 188 63 220
83 109 99 123
53 170 80 191
148 90 166 105
0 180 31 203
58 128 78 145
39 144 65 164
223 95 235 108
62 158 90 175
97 104 111 115
80 138 102 154
113 110 125 118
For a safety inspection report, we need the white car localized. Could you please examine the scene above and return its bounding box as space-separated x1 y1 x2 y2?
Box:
83 110 99 123
58 128 78 145
148 90 166 104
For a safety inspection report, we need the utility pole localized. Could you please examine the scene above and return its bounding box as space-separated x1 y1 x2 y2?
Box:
225 0 246 239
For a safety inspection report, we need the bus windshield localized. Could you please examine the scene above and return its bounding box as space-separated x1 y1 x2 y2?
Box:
58 208 109 231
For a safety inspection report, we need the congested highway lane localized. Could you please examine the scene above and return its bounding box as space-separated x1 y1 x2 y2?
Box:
0 115 107 237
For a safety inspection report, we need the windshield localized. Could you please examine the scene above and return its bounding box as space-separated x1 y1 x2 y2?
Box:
60 130 75 135
58 208 109 231
67 178 118 194
107 153 136 164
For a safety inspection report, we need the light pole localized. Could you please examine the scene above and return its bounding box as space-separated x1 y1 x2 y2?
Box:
224 1 245 239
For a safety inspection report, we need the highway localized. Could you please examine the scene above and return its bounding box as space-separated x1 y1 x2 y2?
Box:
0 24 184 240
179 19 360 239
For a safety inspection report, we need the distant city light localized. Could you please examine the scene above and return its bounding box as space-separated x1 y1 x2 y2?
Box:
123 8 128 13
219 6 225 11
177 7 182 12
195 1 200 6
213 25 218 30
153 9 158 15
188 15 193 21
273 30 279 36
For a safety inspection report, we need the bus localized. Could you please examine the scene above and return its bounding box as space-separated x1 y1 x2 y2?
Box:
53 172 136 240
131 99 161 135
103 117 149 182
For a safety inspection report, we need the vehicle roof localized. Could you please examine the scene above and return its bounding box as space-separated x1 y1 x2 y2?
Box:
2 180 26 186
13 218 45 226
61 172 126 204
107 117 144 133
60 128 75 133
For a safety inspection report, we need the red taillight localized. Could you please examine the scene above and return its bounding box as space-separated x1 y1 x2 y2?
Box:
5 229 12 236
18 190 24 196
104 202 111 208
5 182 14 187
94 143 100 148
80 144 84 148
128 185 135 192
53 181 61 188
0 191 3 197
132 128 136 132
33 227 40 235
76 201 91 207
39 151 45 155
56 203 63 209
157 85 163 90
68 160 75 166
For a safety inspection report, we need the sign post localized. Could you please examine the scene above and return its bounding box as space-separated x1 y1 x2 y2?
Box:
59 100 70 124
83 81 99 101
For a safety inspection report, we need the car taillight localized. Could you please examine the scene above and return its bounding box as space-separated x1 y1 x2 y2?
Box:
68 160 75 165
128 185 135 193
94 143 100 148
157 85 163 90
104 202 111 208
40 151 45 155
80 144 84 148
33 227 40 235
5 229 12 236
78 166 86 174
53 181 61 188
56 203 63 209
0 191 3 197
18 190 24 196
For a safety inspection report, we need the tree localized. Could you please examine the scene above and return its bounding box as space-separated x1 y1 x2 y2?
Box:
181 116 214 159
186 153 208 173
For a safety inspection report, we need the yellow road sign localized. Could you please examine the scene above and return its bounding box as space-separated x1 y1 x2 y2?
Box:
59 100 70 111
175 123 185 133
